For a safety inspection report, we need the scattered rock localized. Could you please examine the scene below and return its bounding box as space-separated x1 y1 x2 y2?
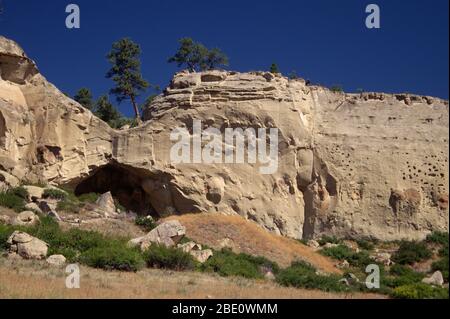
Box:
7 231 48 259
0 215 11 225
345 273 360 285
337 260 350 269
129 220 186 250
0 170 20 190
307 239 320 249
339 278 350 286
46 254 66 267
178 241 203 253
38 200 57 214
95 192 117 216
12 211 39 226
190 249 214 263
25 202 43 214
422 271 444 287
323 243 339 249
264 271 276 281
23 185 45 201
371 252 393 266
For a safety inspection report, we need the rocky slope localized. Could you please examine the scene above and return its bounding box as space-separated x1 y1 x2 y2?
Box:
0 36 448 241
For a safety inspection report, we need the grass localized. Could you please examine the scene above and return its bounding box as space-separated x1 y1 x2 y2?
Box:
200 248 279 279
55 187 99 213
426 231 449 246
384 264 425 288
0 187 28 212
318 236 342 246
391 283 449 299
392 241 432 265
42 188 67 200
276 261 348 292
320 245 372 267
164 214 341 273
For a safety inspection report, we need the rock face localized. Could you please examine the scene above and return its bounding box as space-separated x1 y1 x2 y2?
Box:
7 231 48 259
129 220 186 249
1 36 448 241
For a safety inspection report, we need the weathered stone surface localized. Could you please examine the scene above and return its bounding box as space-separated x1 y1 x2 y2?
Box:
1 36 448 241
23 185 45 200
12 211 39 226
177 241 213 263
129 220 186 249
0 215 10 224
422 271 444 287
7 231 48 259
25 202 43 214
95 192 116 214
46 254 66 267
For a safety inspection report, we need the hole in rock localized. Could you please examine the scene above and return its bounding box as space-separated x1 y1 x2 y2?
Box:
73 163 159 216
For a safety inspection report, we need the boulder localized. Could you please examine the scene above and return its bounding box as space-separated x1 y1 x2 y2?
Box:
23 185 45 200
422 271 444 287
25 202 43 214
177 241 213 263
371 252 393 266
337 260 350 269
7 231 48 259
12 211 39 226
129 220 186 250
46 254 66 267
95 192 116 214
190 249 214 263
0 215 11 225
0 170 20 190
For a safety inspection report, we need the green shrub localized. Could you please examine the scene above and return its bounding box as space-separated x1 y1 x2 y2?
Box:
0 192 26 212
392 241 432 265
426 231 449 246
320 245 372 267
276 261 348 292
0 224 14 251
80 242 145 272
318 236 342 246
356 238 376 251
200 249 278 279
391 283 449 299
77 192 99 203
42 188 68 200
144 245 196 271
385 264 425 287
135 216 156 232
9 186 29 200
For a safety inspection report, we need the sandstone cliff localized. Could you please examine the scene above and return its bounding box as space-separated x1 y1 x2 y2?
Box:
1 36 448 241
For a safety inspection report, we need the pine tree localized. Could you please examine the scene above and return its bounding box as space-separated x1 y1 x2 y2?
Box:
106 38 149 124
94 95 121 124
269 63 280 74
169 38 228 72
74 88 94 110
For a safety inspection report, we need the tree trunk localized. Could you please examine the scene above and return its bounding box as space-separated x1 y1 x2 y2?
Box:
130 95 143 125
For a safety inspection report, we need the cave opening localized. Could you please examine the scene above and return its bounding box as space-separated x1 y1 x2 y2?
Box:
74 163 158 216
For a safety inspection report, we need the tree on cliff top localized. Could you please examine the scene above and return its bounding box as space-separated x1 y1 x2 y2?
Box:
106 38 149 124
74 88 94 110
168 38 228 72
269 63 280 74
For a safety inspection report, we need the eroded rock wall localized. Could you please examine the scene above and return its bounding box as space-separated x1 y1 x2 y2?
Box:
0 36 448 241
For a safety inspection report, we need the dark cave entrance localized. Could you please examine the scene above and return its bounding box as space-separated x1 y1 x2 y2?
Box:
74 163 157 216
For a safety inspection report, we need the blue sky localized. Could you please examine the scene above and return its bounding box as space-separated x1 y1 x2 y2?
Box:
0 0 448 116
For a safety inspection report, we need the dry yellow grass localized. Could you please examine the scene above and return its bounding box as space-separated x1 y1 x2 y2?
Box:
165 213 340 274
0 258 385 299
